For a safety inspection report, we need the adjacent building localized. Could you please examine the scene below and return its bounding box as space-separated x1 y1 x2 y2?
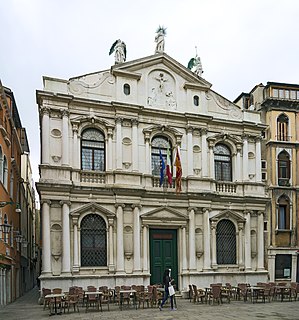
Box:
0 80 37 306
36 44 269 291
235 81 299 283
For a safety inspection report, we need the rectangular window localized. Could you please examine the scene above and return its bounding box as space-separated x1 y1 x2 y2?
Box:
272 88 278 97
262 172 267 181
297 91 299 99
290 90 296 99
261 160 267 169
285 90 290 99
278 205 286 229
275 254 292 279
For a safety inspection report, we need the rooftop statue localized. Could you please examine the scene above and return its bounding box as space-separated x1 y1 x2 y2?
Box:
188 48 203 76
155 26 167 53
109 39 127 64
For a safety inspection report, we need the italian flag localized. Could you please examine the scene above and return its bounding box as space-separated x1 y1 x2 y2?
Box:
166 148 173 185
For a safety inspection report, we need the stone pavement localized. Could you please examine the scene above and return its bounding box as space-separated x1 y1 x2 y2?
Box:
1 287 299 320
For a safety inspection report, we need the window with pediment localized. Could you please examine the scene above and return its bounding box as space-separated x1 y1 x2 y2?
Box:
80 214 107 267
81 128 105 171
277 114 289 141
214 144 232 181
151 136 172 176
216 219 236 264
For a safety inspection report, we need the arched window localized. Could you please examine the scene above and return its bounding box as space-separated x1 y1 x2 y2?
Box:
80 214 107 267
214 144 232 181
277 195 290 230
81 128 105 171
123 83 130 95
193 95 199 106
3 156 8 189
216 219 236 264
277 114 289 141
151 136 172 177
10 169 14 198
278 151 290 186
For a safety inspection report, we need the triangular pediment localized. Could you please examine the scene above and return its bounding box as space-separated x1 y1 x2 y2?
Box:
70 203 115 218
141 206 188 221
211 209 246 223
111 52 212 89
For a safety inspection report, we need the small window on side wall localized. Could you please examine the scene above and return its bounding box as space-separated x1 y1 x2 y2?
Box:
193 95 199 106
124 83 130 95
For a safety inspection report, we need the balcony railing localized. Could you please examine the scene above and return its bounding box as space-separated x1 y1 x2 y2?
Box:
216 181 237 193
152 176 175 189
81 171 106 184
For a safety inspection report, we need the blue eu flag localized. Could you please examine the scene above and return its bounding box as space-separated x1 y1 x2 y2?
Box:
159 149 165 186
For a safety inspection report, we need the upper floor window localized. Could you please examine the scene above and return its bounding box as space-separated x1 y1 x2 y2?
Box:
80 214 107 267
214 144 232 181
277 114 289 141
277 195 290 230
0 146 3 183
3 156 8 189
3 214 8 243
278 151 290 186
216 219 236 264
193 95 199 106
81 128 105 171
151 136 172 177
123 83 130 95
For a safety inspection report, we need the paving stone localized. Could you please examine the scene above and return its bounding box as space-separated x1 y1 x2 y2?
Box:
0 287 299 320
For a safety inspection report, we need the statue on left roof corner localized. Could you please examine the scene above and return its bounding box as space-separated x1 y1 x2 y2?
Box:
109 39 127 64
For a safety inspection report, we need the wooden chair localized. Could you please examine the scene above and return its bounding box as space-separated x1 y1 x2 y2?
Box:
42 288 51 310
64 287 80 313
192 284 206 304
50 288 63 314
208 285 221 305
188 284 194 302
100 287 110 311
237 283 250 302
138 285 151 308
85 286 100 312
152 285 163 307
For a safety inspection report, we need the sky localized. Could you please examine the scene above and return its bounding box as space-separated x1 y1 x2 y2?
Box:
1 0 299 183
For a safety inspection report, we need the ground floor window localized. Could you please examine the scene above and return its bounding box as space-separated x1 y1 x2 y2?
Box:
275 254 292 279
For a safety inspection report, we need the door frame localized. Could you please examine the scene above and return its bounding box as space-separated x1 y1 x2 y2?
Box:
149 228 178 289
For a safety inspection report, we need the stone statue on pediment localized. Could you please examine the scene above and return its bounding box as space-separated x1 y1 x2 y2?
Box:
155 26 167 53
109 39 126 64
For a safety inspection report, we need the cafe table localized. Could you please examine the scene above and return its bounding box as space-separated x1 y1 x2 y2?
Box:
119 289 137 310
84 291 103 312
44 293 65 316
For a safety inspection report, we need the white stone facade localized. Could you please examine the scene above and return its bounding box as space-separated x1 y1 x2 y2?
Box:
36 53 269 291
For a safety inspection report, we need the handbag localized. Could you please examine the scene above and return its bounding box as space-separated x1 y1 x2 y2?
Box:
168 284 175 296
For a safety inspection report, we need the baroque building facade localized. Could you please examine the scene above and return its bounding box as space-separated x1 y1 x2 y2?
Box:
235 82 299 283
36 51 269 291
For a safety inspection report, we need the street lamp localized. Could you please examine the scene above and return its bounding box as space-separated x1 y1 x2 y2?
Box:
0 221 12 234
14 232 23 243
0 201 14 208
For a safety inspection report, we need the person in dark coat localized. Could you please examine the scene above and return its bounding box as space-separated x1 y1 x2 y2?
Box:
159 268 176 311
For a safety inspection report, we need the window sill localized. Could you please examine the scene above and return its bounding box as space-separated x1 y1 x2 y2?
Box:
275 229 292 234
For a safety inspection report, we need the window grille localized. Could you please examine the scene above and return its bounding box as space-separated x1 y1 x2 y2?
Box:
216 219 236 264
214 144 232 181
81 128 105 171
81 214 107 267
151 136 172 177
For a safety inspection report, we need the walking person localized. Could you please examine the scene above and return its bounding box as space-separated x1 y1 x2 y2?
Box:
159 268 176 311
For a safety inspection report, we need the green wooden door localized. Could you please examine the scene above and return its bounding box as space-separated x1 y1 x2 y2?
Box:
149 229 178 289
